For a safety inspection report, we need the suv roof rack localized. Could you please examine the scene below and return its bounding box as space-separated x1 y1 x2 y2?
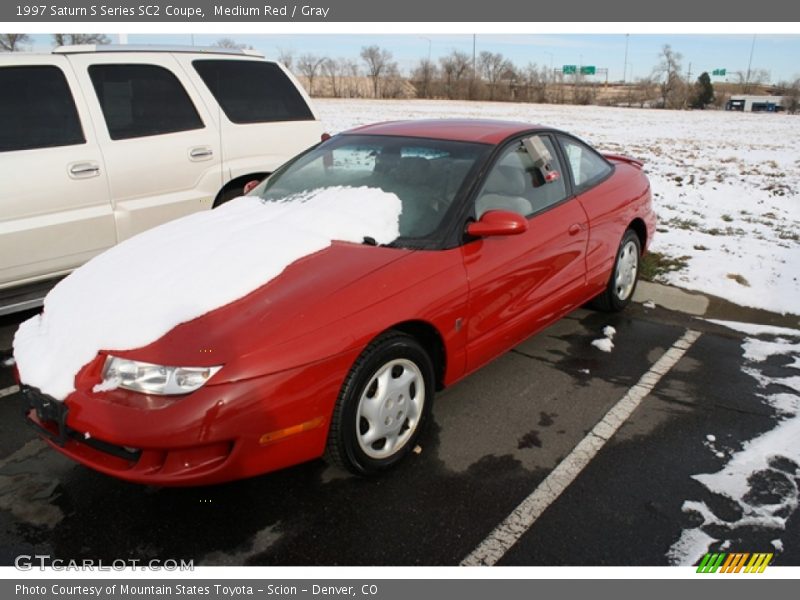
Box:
52 44 265 58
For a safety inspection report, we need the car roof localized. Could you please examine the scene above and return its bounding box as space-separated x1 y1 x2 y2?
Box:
51 44 265 58
343 119 545 145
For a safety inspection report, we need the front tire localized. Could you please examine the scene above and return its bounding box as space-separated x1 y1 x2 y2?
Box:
592 229 641 312
325 331 434 476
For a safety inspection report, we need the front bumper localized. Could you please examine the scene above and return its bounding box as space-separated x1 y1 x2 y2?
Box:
24 349 359 486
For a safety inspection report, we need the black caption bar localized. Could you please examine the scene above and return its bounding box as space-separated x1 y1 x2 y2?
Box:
2 0 798 22
4 579 791 600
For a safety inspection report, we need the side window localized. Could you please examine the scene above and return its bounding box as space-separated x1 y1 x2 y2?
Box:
192 60 314 124
558 136 612 190
475 135 567 218
0 65 85 152
88 64 204 140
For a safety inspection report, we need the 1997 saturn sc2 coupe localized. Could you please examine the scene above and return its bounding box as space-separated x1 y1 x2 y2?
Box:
18 119 655 486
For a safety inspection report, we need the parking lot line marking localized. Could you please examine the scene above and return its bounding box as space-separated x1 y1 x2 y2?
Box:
461 328 702 566
0 385 20 399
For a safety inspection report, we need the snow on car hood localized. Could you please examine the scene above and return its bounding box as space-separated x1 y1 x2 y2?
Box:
13 187 402 401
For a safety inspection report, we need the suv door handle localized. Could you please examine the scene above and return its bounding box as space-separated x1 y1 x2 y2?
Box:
568 223 583 235
189 146 214 160
68 162 101 179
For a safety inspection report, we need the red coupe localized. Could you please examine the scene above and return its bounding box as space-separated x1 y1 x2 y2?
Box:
24 119 655 485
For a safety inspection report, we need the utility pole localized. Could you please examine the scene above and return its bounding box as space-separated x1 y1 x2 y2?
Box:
623 33 629 84
471 33 477 100
745 34 756 93
687 62 692 82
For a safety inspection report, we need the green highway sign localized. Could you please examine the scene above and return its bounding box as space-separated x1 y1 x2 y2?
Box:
580 66 596 75
563 65 577 74
712 68 727 76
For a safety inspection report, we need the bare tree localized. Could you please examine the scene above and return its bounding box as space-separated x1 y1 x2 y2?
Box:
277 48 294 71
520 63 548 103
732 68 770 94
297 53 326 96
53 34 111 46
478 51 512 101
633 75 658 108
652 44 684 109
439 50 471 99
360 45 394 98
322 58 341 97
774 78 800 114
339 58 361 98
0 33 31 52
213 38 253 50
412 58 438 99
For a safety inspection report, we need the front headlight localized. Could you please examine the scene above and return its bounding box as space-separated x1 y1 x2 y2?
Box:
99 356 222 395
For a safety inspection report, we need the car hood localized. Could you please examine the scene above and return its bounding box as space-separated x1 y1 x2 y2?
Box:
107 242 414 377
15 190 404 400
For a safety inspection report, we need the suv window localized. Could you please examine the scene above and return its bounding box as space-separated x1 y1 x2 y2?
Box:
0 65 85 152
475 135 567 218
88 64 204 140
192 59 314 124
558 135 612 190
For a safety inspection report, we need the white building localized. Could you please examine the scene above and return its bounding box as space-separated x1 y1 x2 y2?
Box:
726 95 787 112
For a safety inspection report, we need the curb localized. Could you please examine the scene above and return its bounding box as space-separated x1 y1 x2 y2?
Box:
634 280 800 330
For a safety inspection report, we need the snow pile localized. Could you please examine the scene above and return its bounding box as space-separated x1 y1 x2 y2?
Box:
668 330 800 564
591 325 616 352
317 98 800 315
13 187 402 400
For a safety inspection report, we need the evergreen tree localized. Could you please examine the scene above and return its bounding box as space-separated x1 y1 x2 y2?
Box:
691 72 715 109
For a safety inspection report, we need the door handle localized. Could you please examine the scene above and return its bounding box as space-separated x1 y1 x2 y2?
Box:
568 223 583 236
189 146 214 160
68 162 101 178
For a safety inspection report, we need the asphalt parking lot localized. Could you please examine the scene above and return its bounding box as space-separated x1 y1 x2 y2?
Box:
0 298 798 567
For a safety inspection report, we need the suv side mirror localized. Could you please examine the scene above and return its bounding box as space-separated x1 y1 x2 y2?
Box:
466 210 528 237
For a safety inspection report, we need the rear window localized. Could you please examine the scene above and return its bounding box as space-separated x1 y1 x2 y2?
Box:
88 64 204 140
192 59 314 124
0 65 85 152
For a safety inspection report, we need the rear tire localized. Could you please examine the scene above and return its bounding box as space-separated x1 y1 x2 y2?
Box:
592 229 641 312
325 331 434 476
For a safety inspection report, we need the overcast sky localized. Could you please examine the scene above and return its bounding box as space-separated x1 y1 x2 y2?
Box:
21 33 800 83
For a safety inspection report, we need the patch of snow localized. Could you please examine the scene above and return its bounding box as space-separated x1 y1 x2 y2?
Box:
579 368 590 375
742 337 800 363
642 300 656 310
706 319 800 338
13 188 402 401
706 434 716 442
92 377 120 394
772 539 784 552
591 338 614 353
715 452 725 458
602 325 616 339
667 330 800 564
667 527 718 566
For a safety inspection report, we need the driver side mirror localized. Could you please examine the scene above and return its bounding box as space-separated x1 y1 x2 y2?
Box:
466 210 528 238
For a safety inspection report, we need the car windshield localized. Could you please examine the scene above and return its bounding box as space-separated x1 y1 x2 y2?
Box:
255 134 491 243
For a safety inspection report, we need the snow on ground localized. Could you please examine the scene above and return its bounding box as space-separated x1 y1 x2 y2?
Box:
13 188 402 400
667 328 800 564
317 99 800 315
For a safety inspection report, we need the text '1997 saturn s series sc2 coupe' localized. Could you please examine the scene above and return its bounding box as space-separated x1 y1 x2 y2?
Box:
16 119 656 486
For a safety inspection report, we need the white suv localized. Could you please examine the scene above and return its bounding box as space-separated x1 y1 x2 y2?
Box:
0 45 322 314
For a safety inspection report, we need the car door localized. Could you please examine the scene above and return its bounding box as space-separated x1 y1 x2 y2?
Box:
174 55 323 183
462 134 589 372
66 52 222 242
0 54 116 289
556 135 623 289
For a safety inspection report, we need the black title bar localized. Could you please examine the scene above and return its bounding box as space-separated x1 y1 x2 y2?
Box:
2 0 799 22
